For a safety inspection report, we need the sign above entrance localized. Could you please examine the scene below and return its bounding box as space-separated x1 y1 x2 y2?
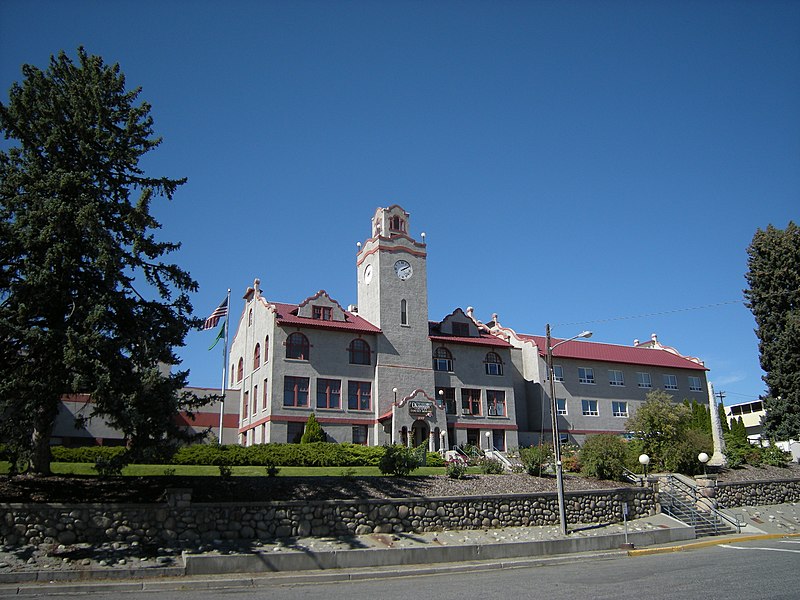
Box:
409 400 433 415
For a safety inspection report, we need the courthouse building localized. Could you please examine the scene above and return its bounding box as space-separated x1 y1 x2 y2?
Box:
230 205 711 451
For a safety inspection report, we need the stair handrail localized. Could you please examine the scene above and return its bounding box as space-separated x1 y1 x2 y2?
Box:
663 475 743 533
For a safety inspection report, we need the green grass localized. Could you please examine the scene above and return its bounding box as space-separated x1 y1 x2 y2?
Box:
0 461 456 477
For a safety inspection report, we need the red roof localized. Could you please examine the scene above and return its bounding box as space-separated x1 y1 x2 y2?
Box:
429 334 512 348
271 302 381 334
520 335 708 371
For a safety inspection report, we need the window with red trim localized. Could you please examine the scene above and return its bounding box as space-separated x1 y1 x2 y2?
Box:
283 376 309 407
286 332 310 360
487 390 506 416
237 357 244 382
253 343 261 369
316 378 341 409
348 339 371 365
461 388 481 416
313 305 332 320
348 381 371 411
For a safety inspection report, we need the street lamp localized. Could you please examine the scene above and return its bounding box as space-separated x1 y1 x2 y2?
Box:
639 454 650 479
546 323 592 536
485 430 492 452
698 452 709 475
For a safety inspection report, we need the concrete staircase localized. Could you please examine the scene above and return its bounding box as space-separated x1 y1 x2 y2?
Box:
658 474 741 537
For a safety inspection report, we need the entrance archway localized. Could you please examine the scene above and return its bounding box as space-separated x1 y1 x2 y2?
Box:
411 420 430 448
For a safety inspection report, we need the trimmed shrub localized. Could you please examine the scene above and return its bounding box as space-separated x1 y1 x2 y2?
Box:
519 444 552 476
761 444 790 467
425 452 445 467
379 444 420 476
300 413 327 443
479 457 504 474
50 445 127 464
446 461 468 479
580 434 628 481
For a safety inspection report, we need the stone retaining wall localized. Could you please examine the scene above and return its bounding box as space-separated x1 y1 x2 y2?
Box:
0 487 654 548
716 478 800 508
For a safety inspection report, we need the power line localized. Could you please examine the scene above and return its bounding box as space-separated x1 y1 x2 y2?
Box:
555 299 745 327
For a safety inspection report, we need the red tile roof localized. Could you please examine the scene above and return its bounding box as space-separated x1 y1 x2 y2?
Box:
520 335 708 371
271 302 381 334
429 334 512 348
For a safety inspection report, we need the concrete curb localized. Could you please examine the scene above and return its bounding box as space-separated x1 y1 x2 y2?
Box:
628 532 800 557
0 524 692 593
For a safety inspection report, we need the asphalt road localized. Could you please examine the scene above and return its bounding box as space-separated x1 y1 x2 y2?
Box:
18 538 800 600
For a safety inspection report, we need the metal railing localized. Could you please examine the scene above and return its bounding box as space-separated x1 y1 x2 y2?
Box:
660 475 743 536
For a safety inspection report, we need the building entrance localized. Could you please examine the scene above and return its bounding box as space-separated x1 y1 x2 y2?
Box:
411 420 430 448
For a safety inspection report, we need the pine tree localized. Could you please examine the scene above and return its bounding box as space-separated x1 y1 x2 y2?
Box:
744 222 800 440
301 413 327 443
0 49 203 473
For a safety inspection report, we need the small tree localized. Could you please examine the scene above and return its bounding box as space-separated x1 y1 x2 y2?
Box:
378 444 420 476
580 434 628 481
300 413 326 443
625 390 690 472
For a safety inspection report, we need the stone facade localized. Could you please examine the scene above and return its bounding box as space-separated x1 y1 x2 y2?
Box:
715 478 800 508
0 488 654 548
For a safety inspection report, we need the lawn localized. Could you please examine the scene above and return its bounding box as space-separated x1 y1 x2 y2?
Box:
0 461 464 477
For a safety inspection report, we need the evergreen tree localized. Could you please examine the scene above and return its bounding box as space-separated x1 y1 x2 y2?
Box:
301 413 327 443
0 49 203 473
744 222 800 440
718 402 730 434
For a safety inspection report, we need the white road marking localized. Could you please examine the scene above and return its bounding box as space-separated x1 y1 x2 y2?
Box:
719 544 800 554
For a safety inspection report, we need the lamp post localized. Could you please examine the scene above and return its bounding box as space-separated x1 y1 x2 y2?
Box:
546 323 592 536
698 452 709 476
639 454 650 479
485 430 492 452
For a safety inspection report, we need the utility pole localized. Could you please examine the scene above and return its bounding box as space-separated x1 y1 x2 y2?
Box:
716 390 726 405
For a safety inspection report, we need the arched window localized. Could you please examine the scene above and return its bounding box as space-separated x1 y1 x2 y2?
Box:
389 215 406 232
236 357 244 382
248 308 253 326
253 343 261 369
400 299 408 325
348 339 371 365
264 335 269 362
433 347 453 372
286 332 310 360
484 352 503 375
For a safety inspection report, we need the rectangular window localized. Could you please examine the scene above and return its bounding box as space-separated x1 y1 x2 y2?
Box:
612 401 628 417
663 374 678 390
556 398 567 415
552 365 564 382
352 425 368 445
287 422 304 444
283 376 309 407
609 370 625 387
451 322 469 337
637 372 652 388
263 379 268 409
581 399 599 416
487 390 506 416
578 367 595 384
313 305 332 320
688 376 702 392
242 391 249 417
348 381 372 411
316 378 341 409
438 387 457 415
252 385 258 415
461 388 481 416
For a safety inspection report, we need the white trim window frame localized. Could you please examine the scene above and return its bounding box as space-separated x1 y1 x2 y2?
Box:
609 370 625 387
581 399 599 416
637 372 652 389
663 374 678 390
612 401 628 417
578 367 595 385
556 398 567 415
688 376 702 392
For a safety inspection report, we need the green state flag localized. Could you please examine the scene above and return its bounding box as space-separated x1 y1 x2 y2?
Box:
209 323 225 350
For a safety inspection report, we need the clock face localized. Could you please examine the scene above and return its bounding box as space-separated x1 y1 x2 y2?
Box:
394 259 413 280
364 263 373 284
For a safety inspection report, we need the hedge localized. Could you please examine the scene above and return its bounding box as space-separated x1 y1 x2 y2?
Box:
46 443 445 469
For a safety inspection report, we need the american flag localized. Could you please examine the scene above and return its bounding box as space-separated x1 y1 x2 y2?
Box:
203 297 229 330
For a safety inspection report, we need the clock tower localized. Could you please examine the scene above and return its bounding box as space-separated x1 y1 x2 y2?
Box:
357 206 438 445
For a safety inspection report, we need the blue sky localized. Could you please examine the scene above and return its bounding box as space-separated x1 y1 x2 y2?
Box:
2 1 798 406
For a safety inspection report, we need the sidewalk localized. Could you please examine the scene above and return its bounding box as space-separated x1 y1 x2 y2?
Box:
0 503 797 594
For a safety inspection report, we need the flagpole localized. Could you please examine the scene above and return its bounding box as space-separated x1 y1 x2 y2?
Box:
218 288 231 444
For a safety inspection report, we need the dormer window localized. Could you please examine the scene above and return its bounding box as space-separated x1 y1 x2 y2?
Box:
451 322 469 337
389 215 406 232
313 305 332 321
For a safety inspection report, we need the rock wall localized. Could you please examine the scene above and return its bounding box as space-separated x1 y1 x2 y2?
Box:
0 487 654 547
716 479 800 508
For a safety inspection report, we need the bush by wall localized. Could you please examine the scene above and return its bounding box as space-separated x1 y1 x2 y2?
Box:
49 446 127 464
